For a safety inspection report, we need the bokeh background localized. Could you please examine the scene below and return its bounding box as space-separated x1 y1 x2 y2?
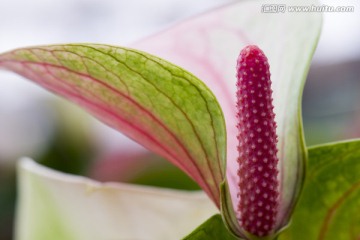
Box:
0 0 359 239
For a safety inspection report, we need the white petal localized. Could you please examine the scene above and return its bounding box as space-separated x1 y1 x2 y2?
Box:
16 158 217 240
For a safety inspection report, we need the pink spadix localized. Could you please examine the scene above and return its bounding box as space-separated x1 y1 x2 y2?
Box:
236 45 279 237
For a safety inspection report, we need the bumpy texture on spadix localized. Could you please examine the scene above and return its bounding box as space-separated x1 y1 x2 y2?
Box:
236 45 279 237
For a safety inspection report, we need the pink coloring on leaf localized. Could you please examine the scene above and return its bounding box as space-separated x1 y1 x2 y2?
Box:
236 45 279 237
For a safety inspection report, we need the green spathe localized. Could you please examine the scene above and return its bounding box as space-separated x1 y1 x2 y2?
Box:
0 44 227 206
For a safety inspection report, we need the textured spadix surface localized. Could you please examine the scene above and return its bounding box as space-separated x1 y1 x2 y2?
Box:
236 45 279 237
16 158 217 240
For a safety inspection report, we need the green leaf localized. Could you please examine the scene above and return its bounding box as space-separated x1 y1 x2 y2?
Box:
0 44 226 206
183 214 238 240
135 0 322 232
16 158 218 240
279 140 360 240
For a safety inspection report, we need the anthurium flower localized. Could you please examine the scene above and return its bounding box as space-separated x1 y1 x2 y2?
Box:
134 0 321 238
0 0 322 239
